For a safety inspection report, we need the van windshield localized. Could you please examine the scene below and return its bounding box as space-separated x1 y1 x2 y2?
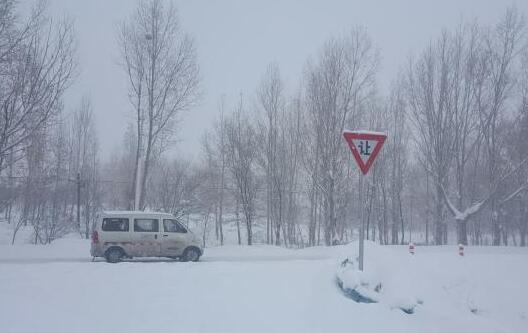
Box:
163 219 187 233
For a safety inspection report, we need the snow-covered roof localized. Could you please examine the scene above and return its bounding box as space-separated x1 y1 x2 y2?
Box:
102 210 174 217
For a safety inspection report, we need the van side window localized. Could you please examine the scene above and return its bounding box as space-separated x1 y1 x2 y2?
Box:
163 219 187 233
102 218 129 232
134 219 159 232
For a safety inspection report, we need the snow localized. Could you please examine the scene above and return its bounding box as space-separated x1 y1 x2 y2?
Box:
1 232 527 333
102 210 175 217
442 187 485 222
343 129 387 136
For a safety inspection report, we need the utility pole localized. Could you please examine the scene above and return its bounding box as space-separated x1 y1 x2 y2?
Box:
77 172 81 230
134 157 143 210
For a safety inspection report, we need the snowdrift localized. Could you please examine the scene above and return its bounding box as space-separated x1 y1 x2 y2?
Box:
336 241 420 313
334 241 528 331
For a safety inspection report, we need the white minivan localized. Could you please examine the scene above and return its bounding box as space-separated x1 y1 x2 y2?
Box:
91 211 203 263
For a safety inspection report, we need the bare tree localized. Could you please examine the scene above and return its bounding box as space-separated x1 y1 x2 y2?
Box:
282 95 303 246
225 98 259 245
201 103 228 246
408 23 487 245
304 28 379 245
13 115 71 245
120 0 200 210
0 1 76 173
1 1 76 244
256 63 287 245
384 82 409 244
407 9 528 245
480 8 526 245
407 31 461 245
70 96 99 238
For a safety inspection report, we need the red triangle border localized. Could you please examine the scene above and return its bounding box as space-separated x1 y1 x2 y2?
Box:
343 131 387 175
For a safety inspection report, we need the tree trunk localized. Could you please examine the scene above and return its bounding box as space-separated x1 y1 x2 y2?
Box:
520 224 526 247
236 198 241 245
218 178 224 246
435 184 444 245
139 132 153 210
457 220 468 245
492 203 501 246
85 202 90 239
425 174 430 245
309 188 316 246
266 178 271 244
246 214 252 246
399 196 405 245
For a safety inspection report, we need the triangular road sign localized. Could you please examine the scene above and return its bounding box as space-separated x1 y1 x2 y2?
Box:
343 130 387 175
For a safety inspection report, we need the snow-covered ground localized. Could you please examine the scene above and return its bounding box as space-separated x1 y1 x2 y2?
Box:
1 231 527 333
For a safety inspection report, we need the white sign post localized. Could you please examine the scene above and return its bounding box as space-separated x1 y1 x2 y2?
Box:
343 130 387 271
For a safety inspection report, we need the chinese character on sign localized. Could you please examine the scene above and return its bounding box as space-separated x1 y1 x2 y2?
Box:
358 140 371 156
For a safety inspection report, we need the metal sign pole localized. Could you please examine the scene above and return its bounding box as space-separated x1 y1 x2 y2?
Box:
358 173 365 271
342 130 387 272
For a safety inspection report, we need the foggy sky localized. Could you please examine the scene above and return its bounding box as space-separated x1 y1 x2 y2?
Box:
46 0 528 161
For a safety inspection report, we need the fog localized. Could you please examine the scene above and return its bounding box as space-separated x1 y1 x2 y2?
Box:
47 0 527 159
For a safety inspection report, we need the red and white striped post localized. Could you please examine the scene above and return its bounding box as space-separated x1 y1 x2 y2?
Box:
458 244 465 256
409 242 415 255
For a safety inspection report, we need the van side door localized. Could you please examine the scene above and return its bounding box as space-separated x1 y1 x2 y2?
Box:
130 218 161 257
161 219 189 257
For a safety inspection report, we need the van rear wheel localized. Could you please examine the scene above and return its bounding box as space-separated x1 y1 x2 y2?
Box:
181 247 200 262
105 247 124 263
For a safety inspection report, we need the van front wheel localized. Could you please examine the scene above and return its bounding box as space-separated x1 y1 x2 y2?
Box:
181 247 200 262
105 247 124 263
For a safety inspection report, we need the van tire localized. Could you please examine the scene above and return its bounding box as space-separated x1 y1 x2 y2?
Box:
181 247 201 262
105 247 124 263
